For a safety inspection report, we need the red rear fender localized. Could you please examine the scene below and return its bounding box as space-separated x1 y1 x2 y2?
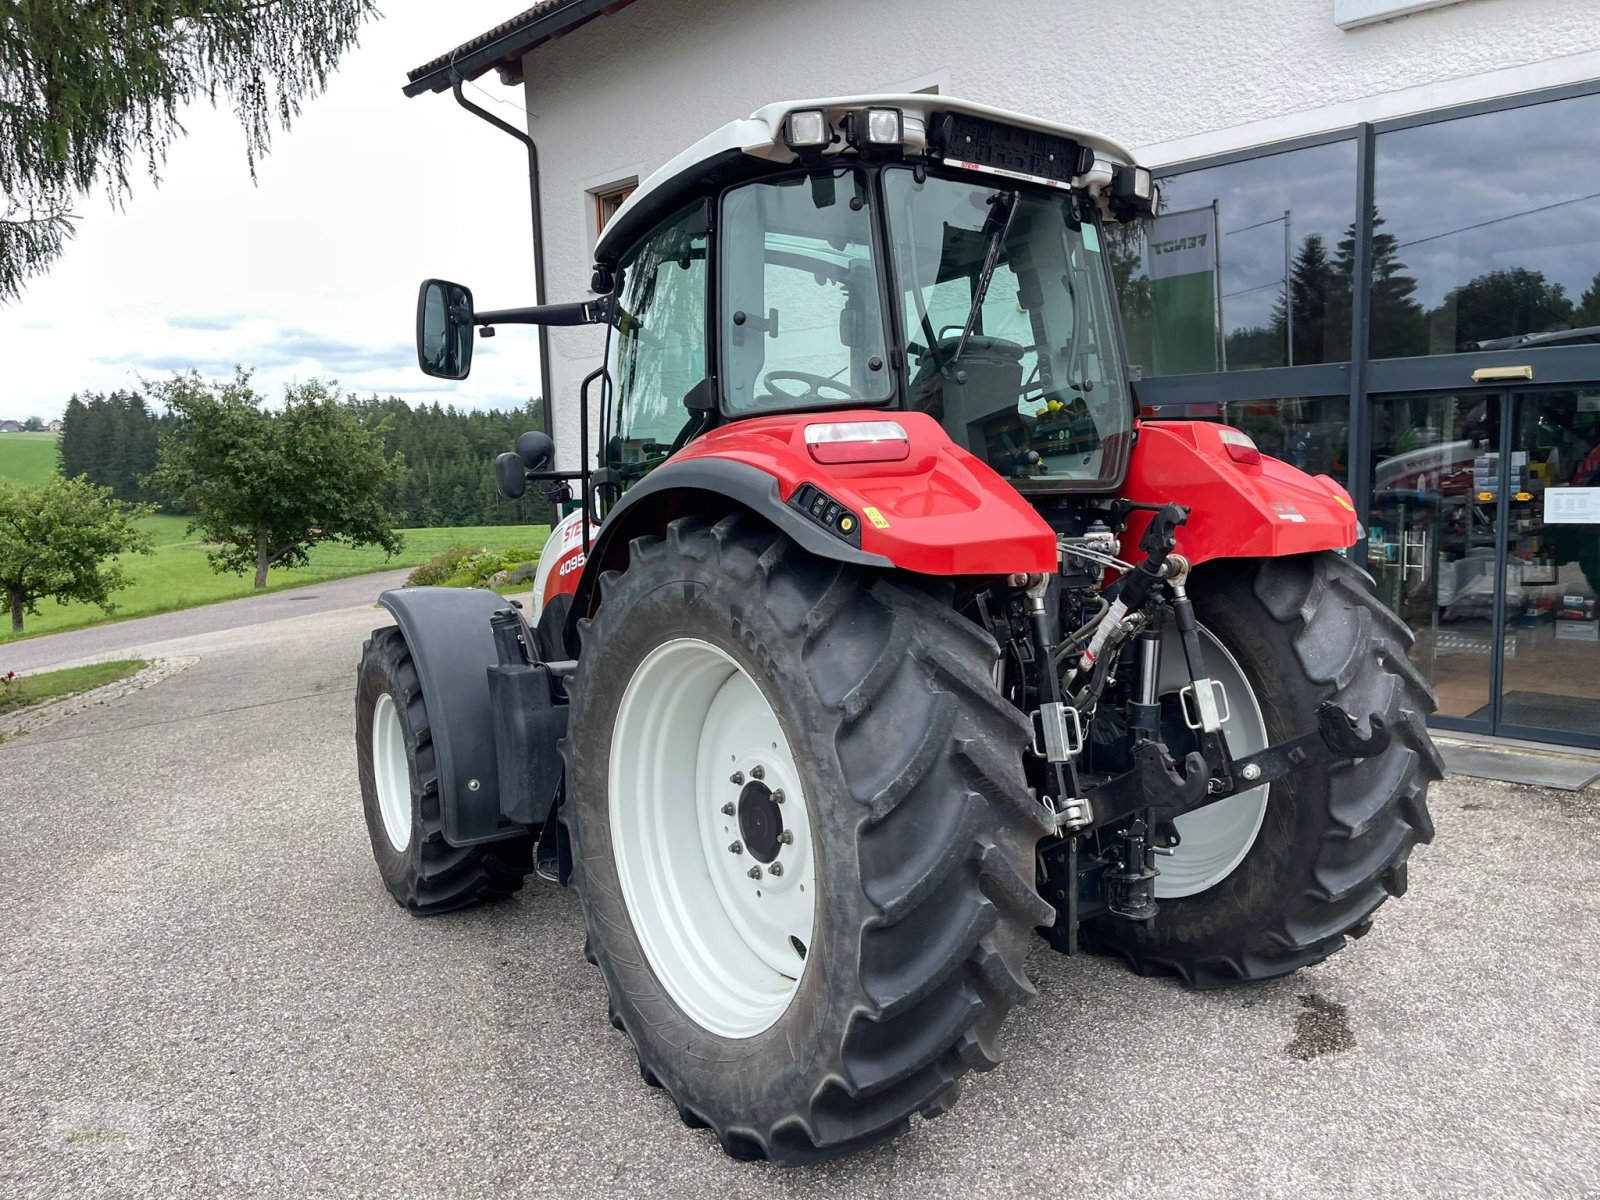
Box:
669 410 1057 576
1120 421 1358 565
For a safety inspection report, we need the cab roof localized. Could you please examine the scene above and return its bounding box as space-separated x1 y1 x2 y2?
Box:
594 94 1140 265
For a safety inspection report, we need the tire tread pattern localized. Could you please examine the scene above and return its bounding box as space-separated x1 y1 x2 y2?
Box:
1081 552 1439 988
568 514 1045 1163
359 627 534 916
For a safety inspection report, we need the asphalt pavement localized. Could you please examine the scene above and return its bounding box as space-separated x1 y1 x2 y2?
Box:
1 585 1597 1199
0 568 412 675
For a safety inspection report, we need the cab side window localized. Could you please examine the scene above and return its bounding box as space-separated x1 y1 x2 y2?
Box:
606 206 709 485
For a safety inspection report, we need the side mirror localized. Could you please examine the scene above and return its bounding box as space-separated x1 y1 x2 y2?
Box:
515 430 555 471
416 278 475 379
494 452 527 500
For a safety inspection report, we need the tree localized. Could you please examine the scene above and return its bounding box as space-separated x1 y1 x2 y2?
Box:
0 476 152 633
1576 270 1600 329
1331 209 1425 359
1270 233 1345 365
58 390 165 503
1431 267 1574 349
22 417 42 432
1 1 378 301
150 371 402 588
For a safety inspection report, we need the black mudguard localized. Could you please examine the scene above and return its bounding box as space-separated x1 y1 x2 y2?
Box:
378 587 560 847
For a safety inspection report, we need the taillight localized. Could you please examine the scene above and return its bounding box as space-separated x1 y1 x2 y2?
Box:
1218 426 1261 465
803 420 910 464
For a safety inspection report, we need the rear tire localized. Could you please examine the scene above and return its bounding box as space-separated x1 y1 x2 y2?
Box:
356 626 534 915
1080 552 1441 986
563 513 1052 1164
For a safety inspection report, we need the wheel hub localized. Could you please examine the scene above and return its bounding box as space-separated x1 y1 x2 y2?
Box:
608 638 817 1039
737 780 785 863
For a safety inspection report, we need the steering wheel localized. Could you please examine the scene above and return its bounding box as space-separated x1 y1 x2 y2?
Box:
761 370 862 402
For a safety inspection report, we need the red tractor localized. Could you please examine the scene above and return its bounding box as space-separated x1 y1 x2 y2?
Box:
357 96 1439 1164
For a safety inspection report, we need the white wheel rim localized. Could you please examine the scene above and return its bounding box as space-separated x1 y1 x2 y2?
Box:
371 693 412 853
609 638 815 1039
1155 625 1270 899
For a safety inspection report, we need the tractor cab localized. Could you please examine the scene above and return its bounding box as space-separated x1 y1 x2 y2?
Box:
419 95 1158 505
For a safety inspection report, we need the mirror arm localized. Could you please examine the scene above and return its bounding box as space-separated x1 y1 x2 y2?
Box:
475 298 610 329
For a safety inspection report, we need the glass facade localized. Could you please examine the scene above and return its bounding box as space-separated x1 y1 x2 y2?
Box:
1223 395 1350 485
1125 83 1600 749
1372 92 1600 358
1118 139 1358 377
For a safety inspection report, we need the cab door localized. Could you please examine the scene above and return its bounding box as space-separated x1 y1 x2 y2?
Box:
601 204 711 511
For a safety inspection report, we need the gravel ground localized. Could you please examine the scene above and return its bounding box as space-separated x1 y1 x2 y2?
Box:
1 595 1597 1199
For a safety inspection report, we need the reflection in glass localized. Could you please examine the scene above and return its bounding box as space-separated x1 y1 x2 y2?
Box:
1115 139 1357 376
1373 92 1600 358
1222 396 1349 485
1369 394 1495 720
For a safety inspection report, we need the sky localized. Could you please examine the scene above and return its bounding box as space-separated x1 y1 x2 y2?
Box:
0 1 544 422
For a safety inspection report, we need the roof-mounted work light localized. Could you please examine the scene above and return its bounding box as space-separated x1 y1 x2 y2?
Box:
783 108 832 152
843 106 903 158
1109 164 1159 220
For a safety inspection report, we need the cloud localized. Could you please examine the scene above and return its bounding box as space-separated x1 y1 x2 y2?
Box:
96 326 417 380
100 352 242 377
166 313 250 331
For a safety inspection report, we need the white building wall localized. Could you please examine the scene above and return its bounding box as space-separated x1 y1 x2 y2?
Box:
513 0 1600 466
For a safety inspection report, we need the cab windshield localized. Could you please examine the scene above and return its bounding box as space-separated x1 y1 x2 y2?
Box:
882 167 1133 490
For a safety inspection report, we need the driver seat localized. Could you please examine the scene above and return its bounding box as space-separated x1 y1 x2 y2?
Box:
907 337 1026 454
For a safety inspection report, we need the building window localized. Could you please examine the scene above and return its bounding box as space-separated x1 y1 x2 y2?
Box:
1115 138 1359 378
593 179 637 238
1371 91 1600 359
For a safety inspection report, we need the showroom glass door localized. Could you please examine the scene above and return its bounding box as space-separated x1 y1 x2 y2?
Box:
1496 389 1600 745
1370 387 1600 746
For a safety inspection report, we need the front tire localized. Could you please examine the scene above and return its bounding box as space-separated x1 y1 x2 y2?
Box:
563 514 1052 1164
356 627 534 914
1080 552 1441 986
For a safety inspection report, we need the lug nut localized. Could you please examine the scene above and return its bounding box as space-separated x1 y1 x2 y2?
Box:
768 862 784 877
748 866 763 880
729 841 743 855
750 764 765 780
721 802 736 815
777 830 794 845
1241 763 1262 782
730 770 744 785
772 789 785 804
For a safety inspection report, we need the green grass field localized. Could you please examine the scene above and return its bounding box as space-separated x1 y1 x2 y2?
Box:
1 519 549 643
0 432 61 487
1 659 145 714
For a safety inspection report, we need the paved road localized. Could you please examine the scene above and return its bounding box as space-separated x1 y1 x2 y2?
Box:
2 569 412 674
2 593 1598 1199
